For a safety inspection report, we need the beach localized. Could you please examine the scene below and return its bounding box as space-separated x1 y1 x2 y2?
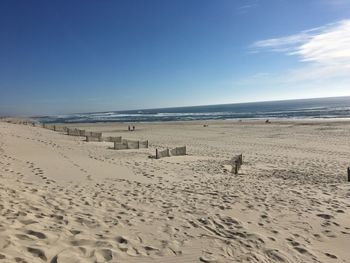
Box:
0 119 349 262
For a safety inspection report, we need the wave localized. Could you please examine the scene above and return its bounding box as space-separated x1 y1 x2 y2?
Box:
35 97 350 123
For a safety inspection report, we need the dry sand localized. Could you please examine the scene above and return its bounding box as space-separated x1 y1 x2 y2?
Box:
0 119 349 262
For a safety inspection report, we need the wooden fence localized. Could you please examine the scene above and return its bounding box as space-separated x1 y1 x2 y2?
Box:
113 139 149 150
170 146 186 156
156 149 170 159
155 146 186 159
86 136 103 142
103 136 122 143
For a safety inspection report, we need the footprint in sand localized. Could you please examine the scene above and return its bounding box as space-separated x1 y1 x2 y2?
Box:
26 230 47 239
324 252 337 259
15 257 28 263
94 248 114 261
27 247 47 261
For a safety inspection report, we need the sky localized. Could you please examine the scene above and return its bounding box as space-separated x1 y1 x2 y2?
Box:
0 0 350 116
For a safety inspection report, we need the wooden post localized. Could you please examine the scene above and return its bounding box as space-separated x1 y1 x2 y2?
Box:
234 160 238 174
348 167 350 182
137 141 140 149
156 149 158 159
231 154 243 175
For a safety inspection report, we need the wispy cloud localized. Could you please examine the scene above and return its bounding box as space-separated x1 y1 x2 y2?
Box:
237 4 258 11
236 1 259 14
251 20 350 82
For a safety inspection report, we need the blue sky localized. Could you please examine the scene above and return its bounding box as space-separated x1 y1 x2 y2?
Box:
1 0 350 115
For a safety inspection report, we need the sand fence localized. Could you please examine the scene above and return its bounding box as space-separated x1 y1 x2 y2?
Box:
103 136 122 143
155 149 170 159
2 118 36 126
67 128 82 136
53 125 68 132
84 131 102 137
155 146 186 159
43 124 55 130
114 142 128 150
113 139 149 150
44 124 68 132
170 146 186 156
86 136 103 142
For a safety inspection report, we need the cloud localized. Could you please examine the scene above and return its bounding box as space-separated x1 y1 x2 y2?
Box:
236 1 259 14
237 4 258 11
251 20 350 82
296 21 350 65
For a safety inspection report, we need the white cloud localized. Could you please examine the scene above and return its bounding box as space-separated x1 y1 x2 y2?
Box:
296 21 350 64
251 20 350 83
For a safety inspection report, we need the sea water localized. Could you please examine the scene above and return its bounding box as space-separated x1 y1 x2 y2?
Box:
37 96 350 123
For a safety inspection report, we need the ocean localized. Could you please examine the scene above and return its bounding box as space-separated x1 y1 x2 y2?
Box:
36 96 350 123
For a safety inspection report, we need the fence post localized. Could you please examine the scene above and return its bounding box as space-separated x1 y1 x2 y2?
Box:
348 167 350 182
156 149 158 159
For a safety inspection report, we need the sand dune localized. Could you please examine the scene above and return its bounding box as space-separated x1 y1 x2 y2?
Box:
0 120 349 262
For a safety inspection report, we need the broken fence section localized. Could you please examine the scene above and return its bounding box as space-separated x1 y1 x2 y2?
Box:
156 149 170 159
155 146 187 159
43 124 55 130
103 136 122 143
86 136 103 142
53 125 68 132
113 139 149 150
67 128 82 136
170 146 186 156
40 124 105 141
85 131 102 138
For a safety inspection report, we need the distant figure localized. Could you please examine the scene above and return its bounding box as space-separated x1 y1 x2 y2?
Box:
265 119 270 124
132 126 135 131
128 125 130 131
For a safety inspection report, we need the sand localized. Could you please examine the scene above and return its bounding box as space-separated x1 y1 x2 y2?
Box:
0 119 349 262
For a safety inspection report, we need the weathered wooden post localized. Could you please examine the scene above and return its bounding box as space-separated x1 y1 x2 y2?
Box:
231 154 243 175
234 158 239 174
156 149 159 159
348 167 350 182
